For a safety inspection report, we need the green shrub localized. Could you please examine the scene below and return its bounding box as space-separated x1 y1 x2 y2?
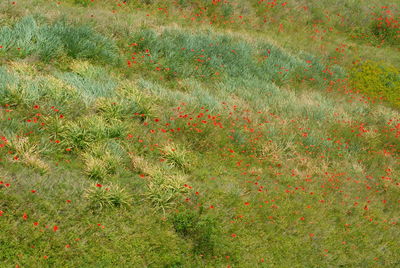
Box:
171 209 197 236
370 15 399 46
73 0 94 7
171 209 218 255
350 60 400 107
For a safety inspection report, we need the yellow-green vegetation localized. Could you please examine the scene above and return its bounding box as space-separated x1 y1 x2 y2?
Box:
351 60 400 107
0 0 399 267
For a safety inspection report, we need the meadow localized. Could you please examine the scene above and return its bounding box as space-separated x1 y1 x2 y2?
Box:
0 0 399 267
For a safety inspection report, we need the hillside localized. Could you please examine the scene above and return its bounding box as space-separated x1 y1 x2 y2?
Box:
0 0 399 267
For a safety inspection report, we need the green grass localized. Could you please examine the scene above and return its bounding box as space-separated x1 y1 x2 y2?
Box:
0 16 120 64
0 0 399 267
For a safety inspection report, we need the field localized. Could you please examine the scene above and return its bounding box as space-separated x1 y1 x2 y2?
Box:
0 0 399 267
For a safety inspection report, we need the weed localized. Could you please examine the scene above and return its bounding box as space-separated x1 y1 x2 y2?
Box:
350 60 400 107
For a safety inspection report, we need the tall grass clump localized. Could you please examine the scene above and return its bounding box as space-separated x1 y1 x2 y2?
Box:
144 173 188 215
57 64 117 106
162 143 191 172
82 142 123 181
0 16 120 64
84 182 132 210
129 28 344 89
60 116 115 150
0 66 20 106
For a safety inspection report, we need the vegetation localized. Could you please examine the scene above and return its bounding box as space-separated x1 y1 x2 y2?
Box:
0 0 399 267
351 60 400 107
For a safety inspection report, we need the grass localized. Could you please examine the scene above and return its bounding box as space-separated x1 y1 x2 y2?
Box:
0 0 399 267
0 16 120 64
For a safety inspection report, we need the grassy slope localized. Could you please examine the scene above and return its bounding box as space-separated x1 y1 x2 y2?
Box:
0 0 399 267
